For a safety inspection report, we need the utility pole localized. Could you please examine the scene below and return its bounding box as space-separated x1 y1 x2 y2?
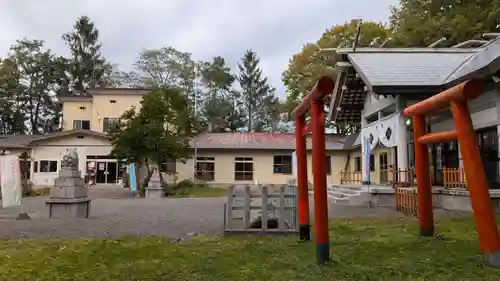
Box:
193 91 198 182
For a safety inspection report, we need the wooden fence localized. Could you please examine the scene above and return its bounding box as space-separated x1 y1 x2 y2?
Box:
224 184 299 235
395 187 418 216
390 168 416 188
443 168 466 188
340 170 362 184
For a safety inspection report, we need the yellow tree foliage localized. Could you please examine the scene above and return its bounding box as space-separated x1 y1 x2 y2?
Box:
282 20 391 105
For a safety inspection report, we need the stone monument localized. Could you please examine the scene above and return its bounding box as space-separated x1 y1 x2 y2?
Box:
145 168 164 199
46 148 91 218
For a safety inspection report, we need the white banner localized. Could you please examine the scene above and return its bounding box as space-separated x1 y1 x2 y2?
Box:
0 154 22 208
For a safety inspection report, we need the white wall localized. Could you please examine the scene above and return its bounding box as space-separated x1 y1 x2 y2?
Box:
30 134 112 187
430 90 500 132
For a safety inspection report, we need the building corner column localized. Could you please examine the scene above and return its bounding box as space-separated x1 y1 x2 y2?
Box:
396 96 409 182
361 116 370 185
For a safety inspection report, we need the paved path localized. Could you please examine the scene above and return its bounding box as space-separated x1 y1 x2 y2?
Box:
0 195 471 239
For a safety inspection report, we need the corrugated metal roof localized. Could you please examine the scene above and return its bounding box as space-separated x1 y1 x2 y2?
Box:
0 131 352 151
0 135 37 148
194 132 347 150
0 130 109 148
347 52 476 87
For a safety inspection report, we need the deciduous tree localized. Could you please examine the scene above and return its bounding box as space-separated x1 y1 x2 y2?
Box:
283 20 390 103
198 56 245 132
390 0 500 47
110 86 199 171
6 39 61 134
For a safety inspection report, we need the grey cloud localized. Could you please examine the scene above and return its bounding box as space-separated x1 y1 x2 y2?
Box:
0 0 397 97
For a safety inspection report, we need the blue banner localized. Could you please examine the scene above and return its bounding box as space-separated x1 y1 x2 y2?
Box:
128 163 137 192
363 137 371 184
292 151 298 177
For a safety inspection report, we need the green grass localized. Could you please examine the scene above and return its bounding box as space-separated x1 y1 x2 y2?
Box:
170 186 228 198
1 216 499 281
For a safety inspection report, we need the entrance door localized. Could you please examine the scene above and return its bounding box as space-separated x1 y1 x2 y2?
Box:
477 128 498 188
379 152 389 184
96 162 106 183
106 162 118 183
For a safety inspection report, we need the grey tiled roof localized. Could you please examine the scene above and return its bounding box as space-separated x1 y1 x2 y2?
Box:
337 37 500 89
348 52 476 87
444 37 500 85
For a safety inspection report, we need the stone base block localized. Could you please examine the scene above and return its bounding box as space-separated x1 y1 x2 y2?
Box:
145 187 164 199
46 198 91 218
50 184 88 199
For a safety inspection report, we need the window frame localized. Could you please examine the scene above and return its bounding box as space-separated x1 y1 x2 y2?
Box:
370 154 375 172
38 160 58 173
195 156 215 181
234 157 253 181
73 120 91 130
103 117 121 133
354 156 361 172
273 155 292 174
160 158 177 174
325 155 331 175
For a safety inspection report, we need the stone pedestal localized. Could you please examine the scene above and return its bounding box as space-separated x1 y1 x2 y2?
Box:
146 169 164 199
46 148 91 218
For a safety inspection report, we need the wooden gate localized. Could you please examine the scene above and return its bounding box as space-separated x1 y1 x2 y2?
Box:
395 187 418 216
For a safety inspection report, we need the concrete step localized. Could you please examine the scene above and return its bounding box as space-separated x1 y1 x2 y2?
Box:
88 186 133 199
330 197 350 206
328 191 347 198
331 187 361 195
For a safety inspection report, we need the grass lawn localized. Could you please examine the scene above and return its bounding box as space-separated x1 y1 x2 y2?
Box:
1 216 499 281
171 186 228 198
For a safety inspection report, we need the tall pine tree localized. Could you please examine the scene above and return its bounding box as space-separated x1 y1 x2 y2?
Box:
237 50 277 132
62 16 114 94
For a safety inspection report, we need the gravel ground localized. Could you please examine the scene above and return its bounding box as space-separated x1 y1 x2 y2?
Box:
0 197 227 239
0 195 471 239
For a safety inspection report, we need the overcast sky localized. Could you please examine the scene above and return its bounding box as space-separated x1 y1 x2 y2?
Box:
0 0 396 97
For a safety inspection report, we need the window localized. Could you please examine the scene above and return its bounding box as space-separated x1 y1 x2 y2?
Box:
160 159 177 174
234 157 253 181
273 155 292 174
370 154 375 171
103 117 120 133
354 156 361 172
353 155 374 171
196 157 215 181
326 156 331 175
73 120 91 130
39 160 58 173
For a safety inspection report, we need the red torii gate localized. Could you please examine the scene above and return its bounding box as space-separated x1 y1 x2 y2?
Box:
292 76 500 267
291 76 335 264
404 79 500 267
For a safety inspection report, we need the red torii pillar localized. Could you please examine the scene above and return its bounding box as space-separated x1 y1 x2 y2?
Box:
291 76 335 264
404 79 500 267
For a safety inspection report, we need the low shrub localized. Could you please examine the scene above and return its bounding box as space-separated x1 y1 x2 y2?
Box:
166 179 210 197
